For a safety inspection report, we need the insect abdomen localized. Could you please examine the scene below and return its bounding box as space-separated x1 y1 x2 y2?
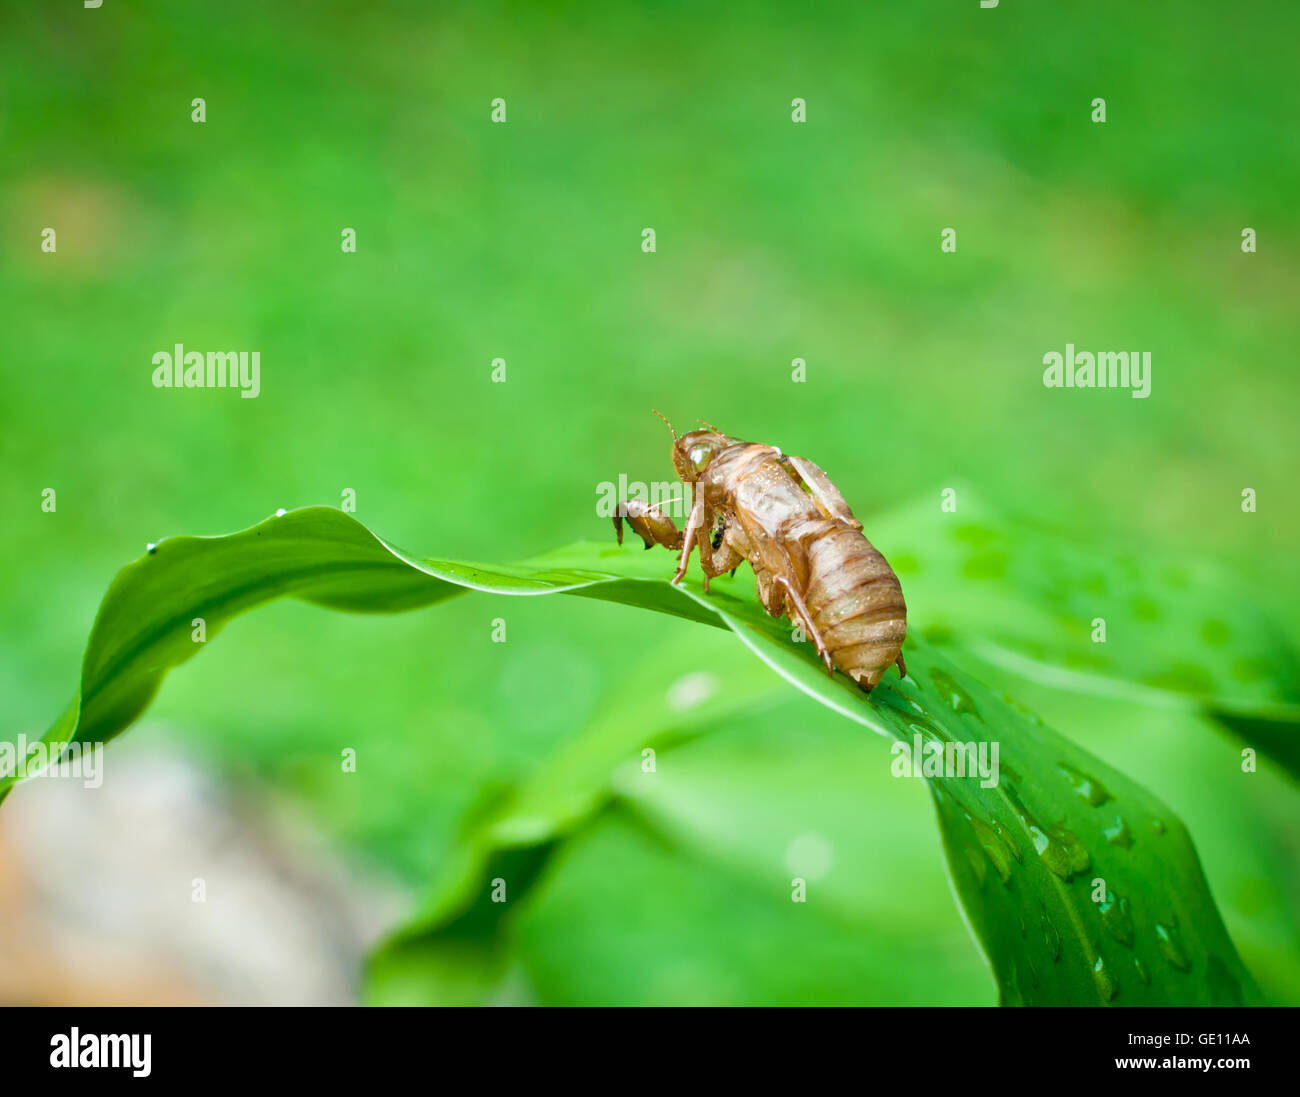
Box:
804 527 907 690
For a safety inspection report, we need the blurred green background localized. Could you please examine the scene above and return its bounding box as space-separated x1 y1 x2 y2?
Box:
2 1 1297 1004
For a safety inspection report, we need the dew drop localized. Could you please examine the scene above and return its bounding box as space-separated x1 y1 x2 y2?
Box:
1034 824 1090 880
1001 782 1088 878
274 507 287 517
1059 761 1113 807
1028 825 1049 857
964 812 1012 884
146 543 157 555
906 719 946 748
1093 956 1119 1001
992 819 1023 863
1133 956 1151 986
1058 827 1091 875
1100 894 1135 947
1154 918 1191 972
1104 816 1134 849
929 667 980 718
1151 818 1167 836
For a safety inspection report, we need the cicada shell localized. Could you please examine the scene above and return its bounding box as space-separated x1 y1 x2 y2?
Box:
614 415 907 691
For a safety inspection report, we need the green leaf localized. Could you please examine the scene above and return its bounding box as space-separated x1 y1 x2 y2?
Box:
870 493 1300 774
368 638 795 1004
368 648 994 1006
9 505 1261 1004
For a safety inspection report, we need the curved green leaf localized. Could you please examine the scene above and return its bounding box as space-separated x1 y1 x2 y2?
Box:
871 492 1300 722
870 493 1300 785
6 505 1261 1004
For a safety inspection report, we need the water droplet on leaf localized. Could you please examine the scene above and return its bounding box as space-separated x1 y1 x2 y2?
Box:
1093 956 1118 1001
929 667 979 718
1154 918 1191 972
1100 893 1135 947
1104 816 1134 848
1059 762 1113 807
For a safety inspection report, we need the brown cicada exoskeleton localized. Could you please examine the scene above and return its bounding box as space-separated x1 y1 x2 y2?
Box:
614 413 907 691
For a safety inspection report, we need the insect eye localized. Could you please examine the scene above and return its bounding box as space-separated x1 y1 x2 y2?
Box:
688 444 713 471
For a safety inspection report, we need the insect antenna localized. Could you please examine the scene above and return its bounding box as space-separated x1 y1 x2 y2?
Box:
643 496 683 515
697 418 724 433
651 409 678 441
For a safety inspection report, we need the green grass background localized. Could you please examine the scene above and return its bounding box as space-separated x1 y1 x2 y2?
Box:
2 1 1297 1003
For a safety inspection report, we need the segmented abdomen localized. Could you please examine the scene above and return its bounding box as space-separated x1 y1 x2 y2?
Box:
805 526 907 690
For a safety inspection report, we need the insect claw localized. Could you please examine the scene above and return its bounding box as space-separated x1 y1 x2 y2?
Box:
895 653 908 679
616 498 685 552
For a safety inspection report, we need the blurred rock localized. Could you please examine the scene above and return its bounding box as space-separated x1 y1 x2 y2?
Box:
0 731 409 1005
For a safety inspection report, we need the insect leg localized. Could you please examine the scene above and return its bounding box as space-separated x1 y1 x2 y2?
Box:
772 573 834 676
613 500 684 551
695 515 745 594
671 495 708 586
718 519 749 580
706 538 743 577
895 652 907 679
751 568 784 617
